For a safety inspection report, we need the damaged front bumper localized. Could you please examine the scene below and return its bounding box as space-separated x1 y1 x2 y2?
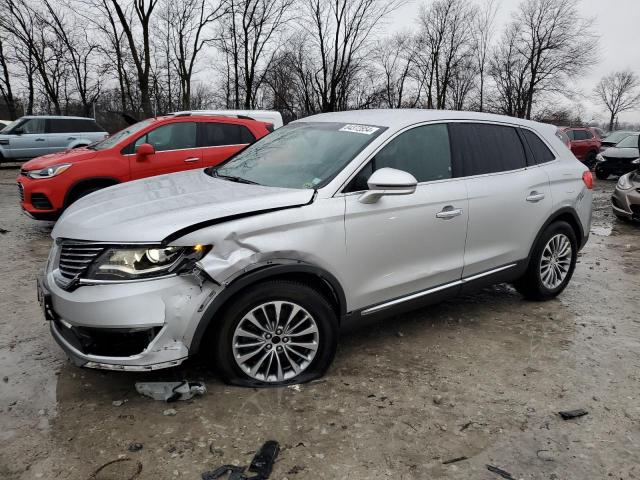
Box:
40 268 219 371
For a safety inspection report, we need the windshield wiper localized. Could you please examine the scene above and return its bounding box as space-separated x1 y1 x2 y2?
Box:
213 171 261 185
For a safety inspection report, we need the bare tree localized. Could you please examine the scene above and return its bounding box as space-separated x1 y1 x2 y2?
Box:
492 0 598 119
0 34 18 119
374 32 417 108
471 0 498 112
594 70 640 131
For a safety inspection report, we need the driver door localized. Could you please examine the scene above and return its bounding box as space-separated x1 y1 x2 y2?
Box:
129 121 201 180
342 123 468 312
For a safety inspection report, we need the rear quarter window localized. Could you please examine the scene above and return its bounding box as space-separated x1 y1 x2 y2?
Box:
521 129 556 164
449 123 527 176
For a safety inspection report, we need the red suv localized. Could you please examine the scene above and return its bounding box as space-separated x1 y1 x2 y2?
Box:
17 114 272 220
561 127 601 169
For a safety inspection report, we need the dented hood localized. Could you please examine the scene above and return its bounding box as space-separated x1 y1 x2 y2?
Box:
52 169 314 243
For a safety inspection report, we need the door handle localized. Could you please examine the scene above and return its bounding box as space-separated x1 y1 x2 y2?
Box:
183 157 200 163
526 191 545 202
35 138 45 142
436 206 463 219
67 137 76 140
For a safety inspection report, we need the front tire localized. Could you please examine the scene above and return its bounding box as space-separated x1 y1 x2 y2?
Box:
595 164 609 180
213 280 338 386
514 221 577 300
584 151 597 170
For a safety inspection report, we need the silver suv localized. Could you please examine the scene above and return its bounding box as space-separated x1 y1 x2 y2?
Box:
39 110 593 385
0 116 107 162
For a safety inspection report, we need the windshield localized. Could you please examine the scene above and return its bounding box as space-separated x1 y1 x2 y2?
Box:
604 131 633 144
616 134 639 149
210 122 386 189
0 118 26 134
90 119 154 150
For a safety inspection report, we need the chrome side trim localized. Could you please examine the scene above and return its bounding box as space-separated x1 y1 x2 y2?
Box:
361 263 517 316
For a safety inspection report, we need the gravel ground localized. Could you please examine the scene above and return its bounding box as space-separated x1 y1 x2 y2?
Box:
0 164 639 480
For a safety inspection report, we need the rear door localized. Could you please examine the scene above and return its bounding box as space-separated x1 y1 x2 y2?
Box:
128 121 201 180
199 121 255 167
449 122 553 278
571 129 591 160
46 118 75 153
342 123 468 311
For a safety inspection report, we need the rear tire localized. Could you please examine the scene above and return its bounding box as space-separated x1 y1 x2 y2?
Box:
595 164 609 180
514 221 578 300
212 280 338 386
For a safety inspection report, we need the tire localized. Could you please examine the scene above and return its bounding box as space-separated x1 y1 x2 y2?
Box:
514 221 578 301
584 151 597 170
213 280 338 386
595 164 609 180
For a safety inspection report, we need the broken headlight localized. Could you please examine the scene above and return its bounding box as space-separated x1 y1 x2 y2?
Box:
84 245 210 281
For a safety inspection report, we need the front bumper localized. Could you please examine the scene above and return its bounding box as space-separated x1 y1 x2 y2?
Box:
41 267 219 371
611 186 640 220
17 176 62 220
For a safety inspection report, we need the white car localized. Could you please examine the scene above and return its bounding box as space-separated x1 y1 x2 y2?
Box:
39 109 593 386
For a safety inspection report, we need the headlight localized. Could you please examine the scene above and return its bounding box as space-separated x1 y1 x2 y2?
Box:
26 163 72 179
84 244 211 281
617 174 633 190
595 153 604 162
632 158 639 165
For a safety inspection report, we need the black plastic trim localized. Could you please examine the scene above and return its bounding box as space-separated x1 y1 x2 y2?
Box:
64 176 120 208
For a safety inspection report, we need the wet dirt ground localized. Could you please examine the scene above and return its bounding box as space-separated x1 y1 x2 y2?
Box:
0 164 639 480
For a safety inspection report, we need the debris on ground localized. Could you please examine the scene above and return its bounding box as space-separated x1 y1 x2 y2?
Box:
112 399 127 407
558 409 589 420
442 456 467 465
486 464 516 480
0 228 8 234
128 442 143 452
286 465 306 474
89 458 142 480
433 395 443 405
135 381 206 402
163 408 177 416
202 441 280 480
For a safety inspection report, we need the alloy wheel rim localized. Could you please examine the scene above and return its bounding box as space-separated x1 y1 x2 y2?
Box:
232 301 319 382
540 233 572 290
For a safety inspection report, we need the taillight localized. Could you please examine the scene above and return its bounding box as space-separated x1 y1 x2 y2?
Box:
582 170 593 189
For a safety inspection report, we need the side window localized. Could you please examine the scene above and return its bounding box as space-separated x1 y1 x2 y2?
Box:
565 129 575 140
345 124 452 192
573 130 589 141
201 122 255 147
449 123 527 176
76 119 102 132
133 122 197 152
48 119 78 133
521 129 555 164
21 118 45 134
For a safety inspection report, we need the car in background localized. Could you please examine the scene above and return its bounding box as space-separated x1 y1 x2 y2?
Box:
561 127 601 168
600 130 636 150
0 116 107 164
17 113 272 220
174 110 283 130
589 127 605 139
38 109 592 383
611 136 640 221
595 133 639 179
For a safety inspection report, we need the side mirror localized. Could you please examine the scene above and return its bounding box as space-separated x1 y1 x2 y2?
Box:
136 143 155 159
358 167 418 204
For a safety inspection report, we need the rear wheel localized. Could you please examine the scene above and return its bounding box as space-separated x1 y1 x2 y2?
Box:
595 164 609 180
213 280 338 386
514 221 577 300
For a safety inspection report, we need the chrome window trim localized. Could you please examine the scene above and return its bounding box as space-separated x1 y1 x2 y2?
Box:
361 263 517 315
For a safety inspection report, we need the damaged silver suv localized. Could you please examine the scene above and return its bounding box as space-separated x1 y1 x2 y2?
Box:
39 110 593 385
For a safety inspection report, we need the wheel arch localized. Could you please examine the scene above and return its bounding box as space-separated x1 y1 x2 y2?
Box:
190 263 346 354
528 207 585 265
64 176 120 208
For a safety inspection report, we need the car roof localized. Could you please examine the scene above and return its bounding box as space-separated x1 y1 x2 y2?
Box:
20 115 96 120
297 109 556 134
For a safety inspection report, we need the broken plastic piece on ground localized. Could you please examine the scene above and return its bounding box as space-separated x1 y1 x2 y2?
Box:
202 440 280 480
442 456 467 465
135 381 206 402
89 457 142 480
486 464 516 480
558 408 588 420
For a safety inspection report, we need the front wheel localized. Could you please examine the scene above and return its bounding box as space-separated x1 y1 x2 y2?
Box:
595 164 609 180
213 280 338 386
514 221 577 300
584 151 597 170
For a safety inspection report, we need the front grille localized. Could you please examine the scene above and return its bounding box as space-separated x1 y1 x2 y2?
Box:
30 193 53 210
58 242 105 279
17 183 24 202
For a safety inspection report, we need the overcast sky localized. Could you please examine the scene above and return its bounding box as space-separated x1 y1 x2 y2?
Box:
388 0 640 125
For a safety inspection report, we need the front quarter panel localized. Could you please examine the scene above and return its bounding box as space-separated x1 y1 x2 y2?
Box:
172 197 348 298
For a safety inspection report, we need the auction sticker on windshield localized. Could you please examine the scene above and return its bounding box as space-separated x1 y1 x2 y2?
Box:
339 124 380 135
